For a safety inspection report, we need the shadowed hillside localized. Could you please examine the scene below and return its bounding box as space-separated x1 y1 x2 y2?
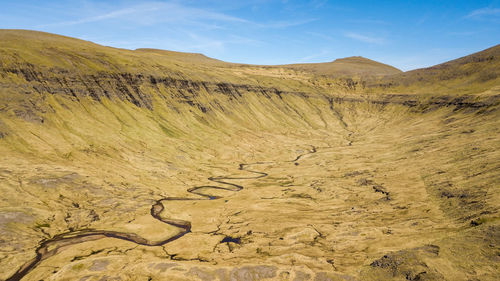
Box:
0 30 499 281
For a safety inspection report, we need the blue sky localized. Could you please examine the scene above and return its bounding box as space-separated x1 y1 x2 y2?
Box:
1 0 499 70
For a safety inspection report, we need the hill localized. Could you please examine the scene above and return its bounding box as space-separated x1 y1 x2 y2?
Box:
370 44 500 95
280 56 402 78
134 48 228 65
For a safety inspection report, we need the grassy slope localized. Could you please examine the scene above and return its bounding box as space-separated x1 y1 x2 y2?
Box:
0 29 316 89
279 56 402 78
0 30 498 281
370 44 500 96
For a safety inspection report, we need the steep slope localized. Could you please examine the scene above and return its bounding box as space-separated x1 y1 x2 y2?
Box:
0 30 499 281
370 44 500 95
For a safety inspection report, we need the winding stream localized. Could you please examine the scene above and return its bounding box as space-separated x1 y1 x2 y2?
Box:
6 147 317 281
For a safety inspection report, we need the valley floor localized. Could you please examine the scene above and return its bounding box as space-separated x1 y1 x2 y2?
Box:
1 98 499 281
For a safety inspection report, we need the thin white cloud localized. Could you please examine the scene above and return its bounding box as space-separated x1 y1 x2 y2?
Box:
94 32 261 55
448 31 479 36
296 49 330 63
416 13 430 25
306 31 335 42
185 33 262 53
344 32 385 44
257 18 317 28
37 7 148 27
37 1 314 31
310 0 327 9
37 1 249 28
226 35 263 45
347 19 388 25
465 7 500 18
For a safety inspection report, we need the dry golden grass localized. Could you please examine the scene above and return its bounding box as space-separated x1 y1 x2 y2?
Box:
0 30 498 281
279 56 402 78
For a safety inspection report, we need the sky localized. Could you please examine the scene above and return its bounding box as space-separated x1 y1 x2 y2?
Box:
1 0 499 71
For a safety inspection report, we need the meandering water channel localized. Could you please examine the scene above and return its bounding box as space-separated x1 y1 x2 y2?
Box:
6 147 317 281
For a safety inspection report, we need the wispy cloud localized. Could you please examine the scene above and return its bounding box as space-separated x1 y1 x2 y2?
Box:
310 0 328 9
258 18 317 28
347 19 388 25
92 32 262 56
38 6 155 27
465 7 500 18
306 31 335 42
448 31 479 36
38 1 314 31
296 49 330 63
184 33 262 52
344 32 385 44
416 13 430 25
37 2 249 28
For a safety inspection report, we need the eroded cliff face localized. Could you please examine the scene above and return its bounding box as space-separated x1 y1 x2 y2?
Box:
1 60 497 132
0 31 499 281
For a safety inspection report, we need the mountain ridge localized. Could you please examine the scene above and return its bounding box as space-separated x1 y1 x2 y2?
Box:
2 29 499 84
371 44 500 95
279 56 402 78
0 30 399 77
